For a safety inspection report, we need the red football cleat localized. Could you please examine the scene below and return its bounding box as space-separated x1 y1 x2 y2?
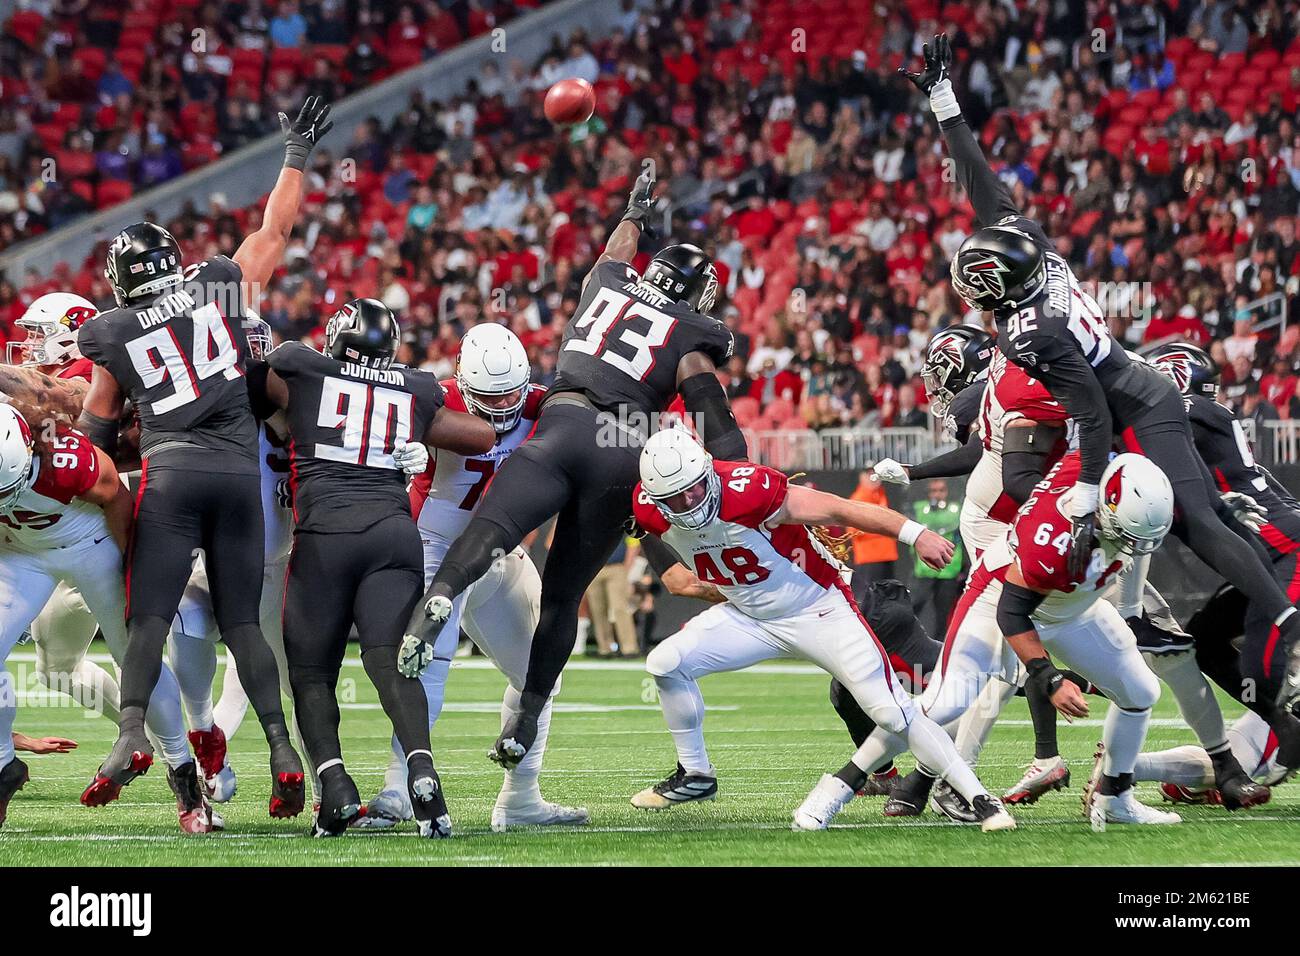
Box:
81 749 153 807
1160 782 1222 805
187 725 229 782
269 771 306 819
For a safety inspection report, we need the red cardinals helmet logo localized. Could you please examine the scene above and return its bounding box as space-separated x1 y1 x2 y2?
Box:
1104 465 1124 512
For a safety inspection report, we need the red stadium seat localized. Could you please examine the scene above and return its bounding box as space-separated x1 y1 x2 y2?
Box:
95 179 134 208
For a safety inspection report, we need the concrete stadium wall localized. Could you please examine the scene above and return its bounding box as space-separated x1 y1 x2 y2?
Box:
0 0 627 282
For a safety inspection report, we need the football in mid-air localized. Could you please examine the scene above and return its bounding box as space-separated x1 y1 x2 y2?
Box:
544 77 595 125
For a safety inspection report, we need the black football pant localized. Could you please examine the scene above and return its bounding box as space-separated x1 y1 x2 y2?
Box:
117 462 285 739
1119 394 1297 700
283 515 430 773
422 398 641 700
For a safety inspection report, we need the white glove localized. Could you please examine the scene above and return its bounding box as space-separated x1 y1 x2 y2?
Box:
1221 491 1267 533
392 439 429 477
873 459 910 485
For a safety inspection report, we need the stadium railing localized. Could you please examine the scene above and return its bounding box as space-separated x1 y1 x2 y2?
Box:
0 0 625 282
746 426 945 471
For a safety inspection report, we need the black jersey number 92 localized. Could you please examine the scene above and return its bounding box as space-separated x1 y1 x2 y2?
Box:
266 341 445 534
553 260 733 415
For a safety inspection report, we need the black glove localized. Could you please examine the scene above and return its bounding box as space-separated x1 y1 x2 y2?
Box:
280 95 334 171
621 164 657 237
1066 512 1097 581
898 33 952 95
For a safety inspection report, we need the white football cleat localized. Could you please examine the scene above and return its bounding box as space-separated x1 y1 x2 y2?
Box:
207 763 238 803
397 635 434 679
1004 755 1071 805
792 773 855 831
353 788 412 829
491 796 591 831
1090 790 1182 831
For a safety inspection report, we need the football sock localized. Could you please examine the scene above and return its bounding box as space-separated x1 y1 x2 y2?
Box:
213 648 251 736
655 673 712 775
956 678 1014 765
386 657 451 794
1023 670 1061 759
149 662 191 770
166 632 217 730
289 677 342 769
498 683 554 802
220 623 286 735
834 761 869 791
362 645 430 761
1099 771 1135 797
1132 745 1215 787
1145 649 1228 750
1102 703 1150 778
0 671 15 769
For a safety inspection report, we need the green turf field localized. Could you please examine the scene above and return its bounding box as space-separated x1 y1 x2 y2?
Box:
2 644 1297 866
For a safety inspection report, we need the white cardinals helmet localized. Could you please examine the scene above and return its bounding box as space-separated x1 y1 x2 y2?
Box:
0 405 34 513
1097 453 1174 556
8 292 98 368
456 323 530 433
639 427 720 530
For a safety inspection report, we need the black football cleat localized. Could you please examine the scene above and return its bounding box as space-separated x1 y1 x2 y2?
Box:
930 780 979 823
268 737 305 819
0 757 30 829
490 705 541 771
313 766 362 837
971 794 1017 831
1214 770 1270 811
631 763 718 809
166 761 219 834
407 754 452 839
81 727 153 807
882 769 935 817
857 767 900 797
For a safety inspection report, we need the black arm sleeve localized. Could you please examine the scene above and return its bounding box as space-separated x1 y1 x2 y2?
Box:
996 580 1047 638
1009 344 1113 485
678 372 748 461
908 433 982 480
640 534 680 577
938 117 1022 228
76 409 119 457
245 361 277 422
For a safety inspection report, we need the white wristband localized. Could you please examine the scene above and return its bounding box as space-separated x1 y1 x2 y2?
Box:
928 78 961 122
1071 482 1100 517
899 519 925 547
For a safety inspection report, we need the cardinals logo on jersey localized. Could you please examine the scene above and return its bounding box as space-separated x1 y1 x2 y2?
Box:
1104 465 1125 512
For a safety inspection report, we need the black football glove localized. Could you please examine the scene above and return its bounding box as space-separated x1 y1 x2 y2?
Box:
898 33 952 95
280 95 334 171
621 164 658 237
1066 512 1097 581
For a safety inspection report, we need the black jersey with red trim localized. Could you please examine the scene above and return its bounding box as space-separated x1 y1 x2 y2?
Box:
78 255 257 472
264 342 444 534
1186 394 1300 556
553 260 734 416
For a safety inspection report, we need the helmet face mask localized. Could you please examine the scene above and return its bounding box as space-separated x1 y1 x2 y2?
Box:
243 315 273 362
105 223 184 307
639 427 721 531
651 467 721 530
920 326 994 418
456 324 530 434
326 299 400 369
950 226 1046 312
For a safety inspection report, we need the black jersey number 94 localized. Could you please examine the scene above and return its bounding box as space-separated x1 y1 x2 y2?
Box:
563 287 678 382
126 303 241 414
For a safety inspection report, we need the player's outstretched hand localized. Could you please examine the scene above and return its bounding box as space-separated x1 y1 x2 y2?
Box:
899 33 951 95
915 529 955 571
1050 680 1089 721
872 458 910 485
13 733 78 754
621 162 658 237
280 95 334 171
1066 512 1096 580
1221 491 1267 533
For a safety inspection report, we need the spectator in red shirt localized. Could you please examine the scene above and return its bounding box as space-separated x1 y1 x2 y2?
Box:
749 356 803 408
1142 304 1211 346
1259 355 1298 413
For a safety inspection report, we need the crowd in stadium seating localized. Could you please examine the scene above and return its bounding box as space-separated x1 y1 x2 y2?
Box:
0 0 542 245
5 0 1300 441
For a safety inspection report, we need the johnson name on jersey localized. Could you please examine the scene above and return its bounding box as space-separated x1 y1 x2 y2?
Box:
410 379 545 555
632 460 849 620
265 342 444 534
77 255 258 470
553 260 733 417
0 426 108 552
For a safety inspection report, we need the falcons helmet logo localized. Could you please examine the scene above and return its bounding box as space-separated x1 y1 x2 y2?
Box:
1104 465 1125 512
1151 349 1194 394
956 253 1011 301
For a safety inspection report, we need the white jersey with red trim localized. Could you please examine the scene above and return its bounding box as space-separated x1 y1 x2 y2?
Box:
0 425 108 553
632 460 851 620
962 350 1073 557
977 452 1128 625
410 380 545 563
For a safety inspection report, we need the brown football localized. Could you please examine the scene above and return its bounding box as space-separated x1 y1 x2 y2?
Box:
544 77 596 125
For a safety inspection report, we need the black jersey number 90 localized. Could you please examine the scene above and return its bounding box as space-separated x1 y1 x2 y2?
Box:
315 377 414 469
564 287 677 382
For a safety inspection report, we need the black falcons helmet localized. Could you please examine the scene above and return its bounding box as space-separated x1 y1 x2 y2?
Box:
950 224 1046 312
1145 342 1219 398
105 222 183 307
325 298 400 369
920 325 994 418
641 243 719 314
